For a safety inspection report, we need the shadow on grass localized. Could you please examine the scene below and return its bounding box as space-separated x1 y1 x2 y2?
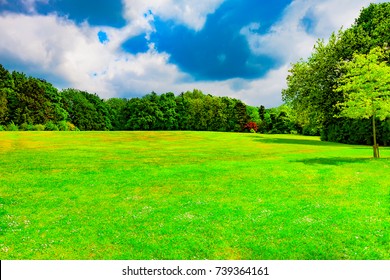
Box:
253 135 382 150
254 136 344 147
294 157 377 166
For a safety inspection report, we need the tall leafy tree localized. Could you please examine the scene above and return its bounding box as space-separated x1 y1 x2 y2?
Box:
105 98 128 130
62 89 112 131
233 100 250 131
283 3 390 145
0 65 12 124
282 32 344 130
0 89 8 124
158 92 178 130
336 47 390 158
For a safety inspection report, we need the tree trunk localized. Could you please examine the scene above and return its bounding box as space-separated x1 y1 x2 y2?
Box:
372 114 380 158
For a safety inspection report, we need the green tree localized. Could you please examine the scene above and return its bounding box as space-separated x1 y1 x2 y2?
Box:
0 89 8 124
282 32 345 130
336 47 390 158
233 100 250 131
62 89 112 131
105 98 128 130
158 92 178 130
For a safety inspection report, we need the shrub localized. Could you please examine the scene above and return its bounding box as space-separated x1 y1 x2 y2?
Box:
0 125 4 131
20 123 29 131
67 122 77 131
57 121 78 131
45 121 59 131
57 121 68 131
302 126 320 136
250 128 256 133
20 123 35 131
244 122 258 132
6 122 19 131
33 124 46 131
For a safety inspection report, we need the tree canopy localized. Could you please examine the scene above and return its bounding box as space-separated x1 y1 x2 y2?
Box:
335 46 390 157
282 2 390 147
1 64 285 133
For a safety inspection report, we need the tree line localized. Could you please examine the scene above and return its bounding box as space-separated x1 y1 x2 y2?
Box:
0 64 301 133
282 2 390 146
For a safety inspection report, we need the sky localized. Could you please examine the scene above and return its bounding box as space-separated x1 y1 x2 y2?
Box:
0 0 386 107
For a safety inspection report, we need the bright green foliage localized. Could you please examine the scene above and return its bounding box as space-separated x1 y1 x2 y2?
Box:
6 122 18 131
246 106 260 126
336 47 390 157
336 47 390 121
283 2 390 145
125 97 162 130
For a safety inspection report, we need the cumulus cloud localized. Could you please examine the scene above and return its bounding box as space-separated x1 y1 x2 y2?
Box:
0 12 185 98
236 0 389 106
122 0 224 31
0 0 387 107
241 0 387 63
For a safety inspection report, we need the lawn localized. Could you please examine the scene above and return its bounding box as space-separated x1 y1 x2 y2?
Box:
0 131 389 259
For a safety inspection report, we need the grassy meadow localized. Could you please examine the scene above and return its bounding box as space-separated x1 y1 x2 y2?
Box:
0 131 389 260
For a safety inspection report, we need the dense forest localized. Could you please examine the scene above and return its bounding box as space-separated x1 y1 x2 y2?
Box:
283 2 390 146
1 3 389 146
0 64 299 134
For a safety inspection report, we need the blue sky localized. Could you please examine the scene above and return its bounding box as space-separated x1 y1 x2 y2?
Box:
0 0 385 106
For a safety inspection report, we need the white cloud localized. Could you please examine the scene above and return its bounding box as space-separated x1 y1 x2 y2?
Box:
242 0 387 63
0 13 185 99
238 0 389 106
20 0 48 13
0 1 388 108
122 0 225 31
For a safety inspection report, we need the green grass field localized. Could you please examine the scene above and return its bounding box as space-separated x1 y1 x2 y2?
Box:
0 131 389 260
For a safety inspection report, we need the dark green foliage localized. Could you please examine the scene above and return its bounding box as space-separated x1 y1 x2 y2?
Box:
61 89 112 131
124 97 162 130
0 64 296 134
0 68 67 127
123 89 253 132
158 92 179 130
322 118 389 146
342 3 390 57
0 89 8 125
105 98 128 130
257 105 299 135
